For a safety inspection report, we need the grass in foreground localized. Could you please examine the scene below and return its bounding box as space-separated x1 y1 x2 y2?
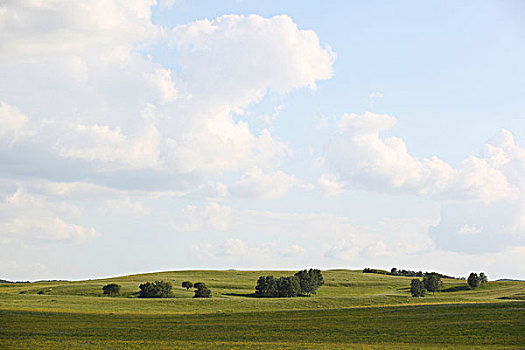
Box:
1 302 524 349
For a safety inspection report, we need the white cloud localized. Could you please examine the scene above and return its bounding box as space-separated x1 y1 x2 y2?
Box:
145 67 178 103
324 239 359 261
229 167 306 199
325 113 524 255
172 202 232 232
0 102 34 144
458 224 483 235
280 244 306 257
98 198 150 216
0 0 162 60
1 7 335 197
171 14 335 108
368 92 384 99
318 173 343 197
326 112 517 202
0 189 99 244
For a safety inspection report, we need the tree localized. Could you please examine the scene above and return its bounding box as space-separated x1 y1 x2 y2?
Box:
468 273 480 289
193 284 211 298
138 280 173 298
255 275 278 297
423 273 442 295
277 276 301 297
102 283 121 297
410 279 425 297
479 272 488 284
391 267 398 275
182 281 193 290
294 269 324 296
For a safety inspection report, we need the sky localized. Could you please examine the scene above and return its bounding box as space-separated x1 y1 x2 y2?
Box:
1 0 524 281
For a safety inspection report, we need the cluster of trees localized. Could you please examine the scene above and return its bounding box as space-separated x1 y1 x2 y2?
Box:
255 269 324 298
467 272 488 289
139 280 174 298
410 273 443 297
364 267 460 280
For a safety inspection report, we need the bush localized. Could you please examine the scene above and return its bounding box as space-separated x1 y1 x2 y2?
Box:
102 283 121 297
193 282 206 289
182 281 193 290
193 283 211 298
479 272 488 284
138 280 173 298
410 279 425 297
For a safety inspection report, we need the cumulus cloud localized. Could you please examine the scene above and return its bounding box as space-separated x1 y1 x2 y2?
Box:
172 203 232 232
279 244 306 257
318 173 343 197
0 189 99 244
0 102 34 144
325 112 525 254
326 112 517 202
171 14 335 108
1 5 334 200
229 167 306 199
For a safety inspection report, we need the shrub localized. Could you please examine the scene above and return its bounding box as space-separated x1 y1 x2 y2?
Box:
193 282 206 289
138 280 173 298
182 281 193 290
479 272 488 284
193 284 211 298
102 283 121 297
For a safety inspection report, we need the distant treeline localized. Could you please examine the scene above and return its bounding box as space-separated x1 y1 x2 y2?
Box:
363 267 462 280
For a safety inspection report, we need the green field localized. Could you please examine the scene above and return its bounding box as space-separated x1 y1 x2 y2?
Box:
1 270 524 349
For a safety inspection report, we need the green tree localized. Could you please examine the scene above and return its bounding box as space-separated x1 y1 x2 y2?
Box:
468 273 480 289
102 283 121 297
255 275 278 297
277 276 301 297
479 272 488 284
182 281 193 290
138 280 173 298
193 284 211 298
410 279 425 297
423 273 442 295
294 269 324 296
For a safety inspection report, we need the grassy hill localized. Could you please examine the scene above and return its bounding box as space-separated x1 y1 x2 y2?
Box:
1 269 524 349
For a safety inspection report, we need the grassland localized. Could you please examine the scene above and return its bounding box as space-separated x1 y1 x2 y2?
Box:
1 269 524 349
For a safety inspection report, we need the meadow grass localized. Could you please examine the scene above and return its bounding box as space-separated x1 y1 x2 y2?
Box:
1 269 524 349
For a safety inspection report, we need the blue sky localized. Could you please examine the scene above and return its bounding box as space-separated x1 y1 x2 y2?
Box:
0 0 524 280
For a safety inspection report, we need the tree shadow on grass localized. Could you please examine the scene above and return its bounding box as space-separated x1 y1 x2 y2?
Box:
223 292 259 298
441 285 470 293
223 293 311 298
